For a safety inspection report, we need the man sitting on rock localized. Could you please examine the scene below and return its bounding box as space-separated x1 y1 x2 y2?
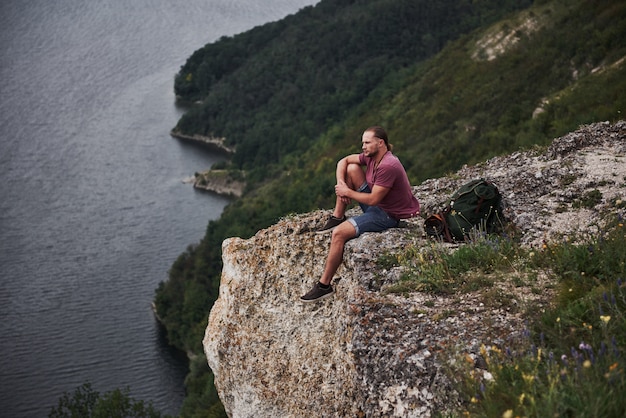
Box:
300 126 421 303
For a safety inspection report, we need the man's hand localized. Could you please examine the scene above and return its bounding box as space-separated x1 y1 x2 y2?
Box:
335 181 352 204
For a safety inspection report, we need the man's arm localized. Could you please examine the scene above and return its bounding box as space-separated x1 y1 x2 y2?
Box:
335 153 391 205
335 183 390 206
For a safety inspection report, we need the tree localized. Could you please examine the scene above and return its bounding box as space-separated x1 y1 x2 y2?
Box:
49 383 167 418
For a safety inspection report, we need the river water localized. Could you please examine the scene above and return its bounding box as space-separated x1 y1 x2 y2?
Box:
0 1 318 416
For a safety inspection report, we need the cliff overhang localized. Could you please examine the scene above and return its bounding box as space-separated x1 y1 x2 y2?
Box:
204 121 626 417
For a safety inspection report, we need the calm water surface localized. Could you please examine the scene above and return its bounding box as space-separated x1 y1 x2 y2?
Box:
0 1 318 416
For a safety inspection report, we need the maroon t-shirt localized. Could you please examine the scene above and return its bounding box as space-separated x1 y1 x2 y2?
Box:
359 151 420 219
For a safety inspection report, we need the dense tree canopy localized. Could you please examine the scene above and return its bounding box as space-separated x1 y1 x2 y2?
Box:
173 0 532 171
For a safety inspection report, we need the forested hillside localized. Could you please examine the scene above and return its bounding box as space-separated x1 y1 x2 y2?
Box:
154 0 626 415
173 0 530 174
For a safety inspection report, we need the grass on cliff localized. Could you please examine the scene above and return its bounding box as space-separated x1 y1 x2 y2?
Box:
379 230 534 296
379 211 626 417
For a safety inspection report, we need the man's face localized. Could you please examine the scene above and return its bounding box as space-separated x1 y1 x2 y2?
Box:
361 131 384 157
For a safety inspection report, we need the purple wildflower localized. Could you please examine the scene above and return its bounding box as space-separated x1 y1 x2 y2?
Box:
600 341 607 357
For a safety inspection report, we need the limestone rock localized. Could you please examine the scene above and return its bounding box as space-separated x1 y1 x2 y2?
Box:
204 121 626 417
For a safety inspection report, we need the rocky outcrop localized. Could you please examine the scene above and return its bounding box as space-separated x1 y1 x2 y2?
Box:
192 170 245 197
204 121 626 417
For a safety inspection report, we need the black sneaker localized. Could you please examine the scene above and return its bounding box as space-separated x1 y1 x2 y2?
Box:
300 282 335 303
316 215 346 234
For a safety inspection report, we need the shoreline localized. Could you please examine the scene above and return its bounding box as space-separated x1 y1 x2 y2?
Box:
170 130 236 154
172 131 244 197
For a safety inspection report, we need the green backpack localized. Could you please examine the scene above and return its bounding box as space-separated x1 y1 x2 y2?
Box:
425 179 502 242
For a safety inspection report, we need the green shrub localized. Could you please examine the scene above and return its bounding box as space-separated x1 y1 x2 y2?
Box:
49 383 167 418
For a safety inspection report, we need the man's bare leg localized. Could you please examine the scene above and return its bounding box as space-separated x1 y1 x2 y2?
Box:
319 163 364 285
300 163 366 302
319 221 357 285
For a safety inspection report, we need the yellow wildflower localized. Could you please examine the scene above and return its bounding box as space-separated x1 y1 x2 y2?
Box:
583 360 592 368
600 315 611 324
502 409 514 418
480 344 488 356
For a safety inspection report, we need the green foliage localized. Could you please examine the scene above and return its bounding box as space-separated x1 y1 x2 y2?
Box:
533 216 626 308
452 217 626 417
49 383 167 418
371 0 626 183
173 0 531 171
179 356 227 418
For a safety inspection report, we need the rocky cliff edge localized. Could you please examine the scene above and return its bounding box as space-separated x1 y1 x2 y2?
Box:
204 121 626 417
